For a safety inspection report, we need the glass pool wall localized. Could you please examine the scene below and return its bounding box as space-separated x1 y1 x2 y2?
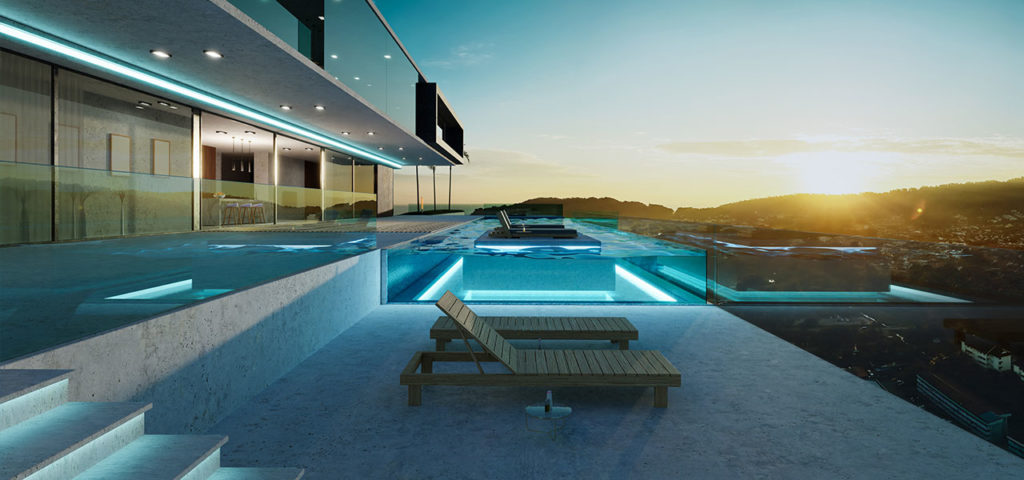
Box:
386 216 1024 305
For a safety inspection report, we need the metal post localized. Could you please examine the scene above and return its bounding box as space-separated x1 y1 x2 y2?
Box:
432 166 436 211
415 165 420 212
448 165 452 210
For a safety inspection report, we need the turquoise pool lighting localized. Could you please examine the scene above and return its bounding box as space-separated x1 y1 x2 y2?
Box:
614 265 676 302
0 20 403 168
416 257 464 301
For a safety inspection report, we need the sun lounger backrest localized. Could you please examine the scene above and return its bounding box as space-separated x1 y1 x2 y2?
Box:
436 291 519 373
497 210 512 231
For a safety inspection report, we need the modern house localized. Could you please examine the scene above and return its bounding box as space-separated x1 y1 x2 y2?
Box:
917 373 1011 443
0 0 465 246
2 1 1023 478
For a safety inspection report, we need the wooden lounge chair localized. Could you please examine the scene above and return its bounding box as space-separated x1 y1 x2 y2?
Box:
499 210 565 229
430 315 638 351
400 291 681 407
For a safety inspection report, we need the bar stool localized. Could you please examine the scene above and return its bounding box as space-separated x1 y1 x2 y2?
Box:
223 202 240 225
251 203 266 223
240 203 254 224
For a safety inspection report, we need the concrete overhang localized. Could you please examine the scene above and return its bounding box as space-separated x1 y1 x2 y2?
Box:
0 0 457 168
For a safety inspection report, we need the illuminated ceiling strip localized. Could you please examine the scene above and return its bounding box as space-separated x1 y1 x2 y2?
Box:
0 20 403 169
614 265 676 302
416 257 463 301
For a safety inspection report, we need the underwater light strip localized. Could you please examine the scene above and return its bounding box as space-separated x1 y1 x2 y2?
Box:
0 20 403 168
475 245 598 252
614 265 676 302
417 257 464 301
107 279 192 300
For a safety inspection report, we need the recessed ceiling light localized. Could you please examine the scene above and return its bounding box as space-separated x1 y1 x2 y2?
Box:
283 147 292 151
314 105 325 111
157 101 169 107
244 130 256 135
304 147 314 151
280 105 291 110
138 101 152 106
318 15 325 20
402 157 406 160
377 147 384 151
366 131 375 136
341 131 350 136
398 147 404 151
168 105 178 109
135 105 145 109
150 49 171 58
353 76 360 80
330 54 338 59
215 130 227 134
367 84 372 87
204 49 223 59
418 157 423 160
384 54 392 59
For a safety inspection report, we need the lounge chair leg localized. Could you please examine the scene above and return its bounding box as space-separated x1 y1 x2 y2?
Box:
409 385 422 406
619 340 629 350
436 339 446 351
422 357 433 373
654 387 668 408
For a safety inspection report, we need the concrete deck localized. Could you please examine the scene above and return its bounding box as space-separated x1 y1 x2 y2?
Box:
208 304 1022 478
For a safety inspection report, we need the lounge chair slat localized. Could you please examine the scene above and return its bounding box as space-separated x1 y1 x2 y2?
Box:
636 351 664 375
564 351 582 375
436 292 519 373
616 351 640 375
535 351 549 375
543 350 562 375
583 351 606 375
524 350 536 375
590 350 614 375
602 350 626 375
599 350 626 376
572 351 593 374
590 317 609 331
626 351 653 375
550 350 567 375
646 351 682 376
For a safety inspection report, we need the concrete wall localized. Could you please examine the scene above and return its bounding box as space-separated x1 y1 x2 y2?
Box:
0 249 381 434
376 165 394 216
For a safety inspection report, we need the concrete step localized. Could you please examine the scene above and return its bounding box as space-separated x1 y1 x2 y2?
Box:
76 434 228 480
0 401 150 480
208 467 306 480
0 369 73 430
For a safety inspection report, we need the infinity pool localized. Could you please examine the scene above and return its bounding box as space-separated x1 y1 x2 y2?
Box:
385 218 709 303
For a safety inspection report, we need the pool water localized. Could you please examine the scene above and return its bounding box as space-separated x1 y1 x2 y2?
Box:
385 218 709 303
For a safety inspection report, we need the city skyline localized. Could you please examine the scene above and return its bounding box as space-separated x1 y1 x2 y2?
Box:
378 0 1024 209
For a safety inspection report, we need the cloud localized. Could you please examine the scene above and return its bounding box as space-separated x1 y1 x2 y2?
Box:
422 42 494 68
656 137 1024 158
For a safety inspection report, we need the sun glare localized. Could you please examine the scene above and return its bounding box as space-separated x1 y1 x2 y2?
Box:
788 152 880 195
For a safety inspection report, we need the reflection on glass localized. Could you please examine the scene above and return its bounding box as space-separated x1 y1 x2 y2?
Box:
1 51 52 244
324 0 418 131
55 69 191 240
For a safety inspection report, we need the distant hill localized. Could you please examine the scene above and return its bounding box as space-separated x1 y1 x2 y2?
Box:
479 178 1024 249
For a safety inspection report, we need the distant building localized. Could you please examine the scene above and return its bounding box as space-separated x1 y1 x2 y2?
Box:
960 336 1012 372
916 373 1011 443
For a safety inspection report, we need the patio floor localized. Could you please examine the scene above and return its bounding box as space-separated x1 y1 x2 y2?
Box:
208 304 1022 478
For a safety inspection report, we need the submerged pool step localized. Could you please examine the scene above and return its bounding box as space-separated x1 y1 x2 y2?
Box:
0 369 72 430
0 401 150 480
76 434 227 480
207 467 306 479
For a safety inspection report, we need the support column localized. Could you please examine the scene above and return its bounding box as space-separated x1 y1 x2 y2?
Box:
320 149 326 221
191 112 201 231
272 134 279 224
448 166 452 211
415 165 420 212
432 166 436 211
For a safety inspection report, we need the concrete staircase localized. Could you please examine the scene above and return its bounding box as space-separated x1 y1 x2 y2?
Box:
0 370 302 480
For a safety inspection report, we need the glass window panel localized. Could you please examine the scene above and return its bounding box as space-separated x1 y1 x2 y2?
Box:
0 51 52 244
55 70 192 240
276 135 321 222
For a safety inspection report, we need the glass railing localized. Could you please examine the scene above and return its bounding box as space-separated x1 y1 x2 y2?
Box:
276 185 322 222
228 0 312 60
200 179 276 227
0 162 194 243
0 160 53 244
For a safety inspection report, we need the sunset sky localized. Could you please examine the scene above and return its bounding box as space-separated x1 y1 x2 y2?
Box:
376 0 1024 210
